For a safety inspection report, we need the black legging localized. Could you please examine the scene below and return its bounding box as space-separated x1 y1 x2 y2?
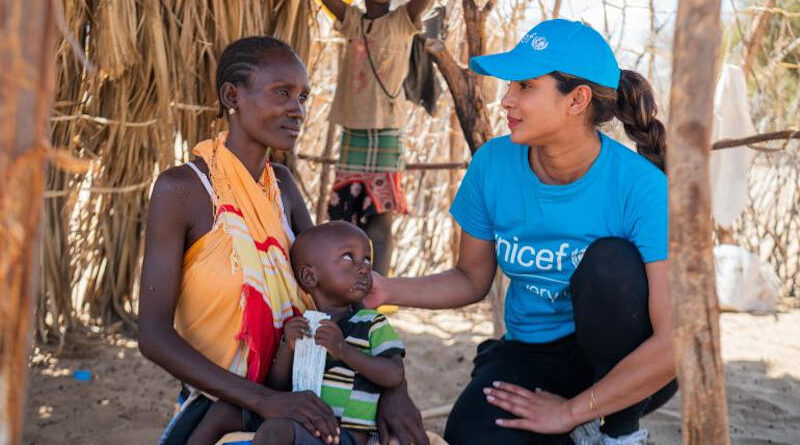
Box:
444 237 677 444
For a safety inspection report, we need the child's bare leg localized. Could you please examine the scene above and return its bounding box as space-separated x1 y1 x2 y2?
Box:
186 400 243 445
251 418 295 445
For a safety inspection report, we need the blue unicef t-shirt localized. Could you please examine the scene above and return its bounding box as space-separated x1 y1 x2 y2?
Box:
450 133 667 344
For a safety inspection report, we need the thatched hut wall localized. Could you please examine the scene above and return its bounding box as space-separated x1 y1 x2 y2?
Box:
41 0 315 344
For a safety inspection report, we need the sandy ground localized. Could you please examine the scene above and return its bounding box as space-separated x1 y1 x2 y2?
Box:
23 304 800 444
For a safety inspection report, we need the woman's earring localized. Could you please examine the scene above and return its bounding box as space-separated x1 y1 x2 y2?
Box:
228 107 237 116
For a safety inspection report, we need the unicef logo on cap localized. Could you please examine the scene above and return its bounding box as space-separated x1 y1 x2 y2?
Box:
530 35 549 50
520 32 549 51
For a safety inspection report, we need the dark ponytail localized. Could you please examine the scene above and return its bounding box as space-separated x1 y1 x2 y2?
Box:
551 70 666 171
614 70 666 171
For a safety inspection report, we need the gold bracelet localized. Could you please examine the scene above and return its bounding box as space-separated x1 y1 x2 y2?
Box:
589 385 606 426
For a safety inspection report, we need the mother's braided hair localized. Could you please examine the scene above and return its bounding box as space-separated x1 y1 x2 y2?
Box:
551 70 666 171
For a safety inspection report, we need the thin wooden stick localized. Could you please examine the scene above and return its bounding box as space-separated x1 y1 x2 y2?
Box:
667 0 730 443
743 0 777 77
711 129 800 150
552 0 563 18
297 153 469 170
43 178 153 198
49 113 159 127
745 5 800 18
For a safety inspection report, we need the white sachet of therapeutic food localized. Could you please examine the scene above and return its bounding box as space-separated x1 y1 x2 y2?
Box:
292 310 331 396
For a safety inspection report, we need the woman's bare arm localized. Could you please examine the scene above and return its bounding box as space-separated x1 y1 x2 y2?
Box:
369 230 498 310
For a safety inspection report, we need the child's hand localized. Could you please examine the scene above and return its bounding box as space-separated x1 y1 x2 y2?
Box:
315 320 347 360
283 316 311 351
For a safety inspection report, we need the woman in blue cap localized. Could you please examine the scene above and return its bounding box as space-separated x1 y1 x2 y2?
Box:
365 19 676 444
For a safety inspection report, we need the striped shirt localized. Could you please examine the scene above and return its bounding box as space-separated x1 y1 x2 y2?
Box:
320 309 405 432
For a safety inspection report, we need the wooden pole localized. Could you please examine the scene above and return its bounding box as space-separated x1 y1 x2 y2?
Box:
0 0 57 443
448 111 463 263
315 124 337 223
667 0 731 443
425 0 495 155
448 39 468 265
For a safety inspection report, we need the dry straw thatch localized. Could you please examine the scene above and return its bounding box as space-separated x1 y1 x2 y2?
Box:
42 0 315 346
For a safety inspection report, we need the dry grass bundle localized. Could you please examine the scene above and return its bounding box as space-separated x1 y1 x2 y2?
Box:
41 0 314 345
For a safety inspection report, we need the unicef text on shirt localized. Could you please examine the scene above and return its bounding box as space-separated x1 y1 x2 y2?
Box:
495 236 586 271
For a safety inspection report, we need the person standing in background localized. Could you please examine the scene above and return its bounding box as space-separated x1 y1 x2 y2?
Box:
321 0 433 276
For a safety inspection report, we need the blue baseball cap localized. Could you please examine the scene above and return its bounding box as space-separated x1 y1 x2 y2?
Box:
469 19 620 89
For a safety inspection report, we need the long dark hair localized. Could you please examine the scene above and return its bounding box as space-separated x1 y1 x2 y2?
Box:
215 36 298 118
551 70 666 171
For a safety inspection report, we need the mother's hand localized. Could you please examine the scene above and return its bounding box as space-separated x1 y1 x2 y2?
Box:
484 381 578 434
377 382 429 445
257 390 341 444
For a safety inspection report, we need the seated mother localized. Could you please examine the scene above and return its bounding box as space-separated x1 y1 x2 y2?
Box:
138 37 428 445
366 19 677 445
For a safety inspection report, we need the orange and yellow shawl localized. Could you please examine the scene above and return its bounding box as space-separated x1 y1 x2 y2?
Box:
175 132 313 383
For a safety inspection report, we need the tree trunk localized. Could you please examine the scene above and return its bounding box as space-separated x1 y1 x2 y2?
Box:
0 0 57 443
667 0 731 444
447 38 468 272
426 0 495 154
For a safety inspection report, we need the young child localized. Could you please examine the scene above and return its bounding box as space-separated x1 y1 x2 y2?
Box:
188 221 405 445
320 0 432 276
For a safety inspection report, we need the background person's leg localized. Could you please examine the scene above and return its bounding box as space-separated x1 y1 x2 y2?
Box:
365 212 393 276
327 181 366 227
570 237 677 438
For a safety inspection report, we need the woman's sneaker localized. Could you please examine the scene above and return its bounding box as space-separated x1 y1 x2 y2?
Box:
569 419 602 445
